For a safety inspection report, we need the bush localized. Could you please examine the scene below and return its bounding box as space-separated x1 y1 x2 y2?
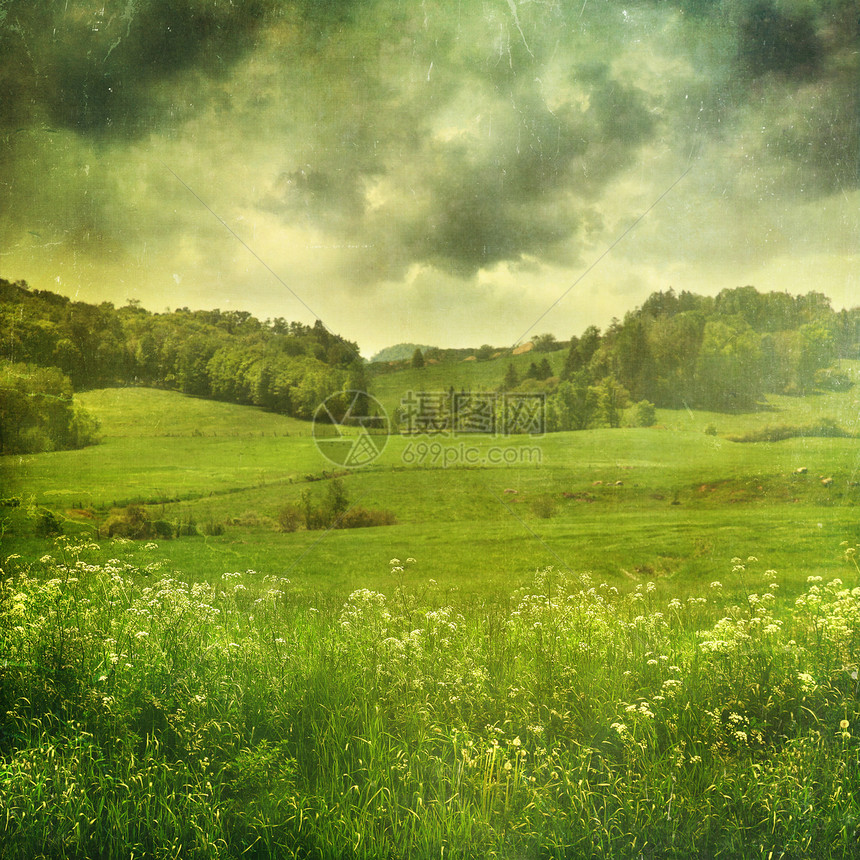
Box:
704 424 718 436
152 520 174 539
278 503 303 533
102 504 153 539
34 507 62 537
335 507 397 529
175 513 199 537
634 399 657 427
815 368 854 391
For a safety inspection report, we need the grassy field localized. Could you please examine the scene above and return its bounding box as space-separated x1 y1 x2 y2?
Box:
2 371 860 857
4 372 858 598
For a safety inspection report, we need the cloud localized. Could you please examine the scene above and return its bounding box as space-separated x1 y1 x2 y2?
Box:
0 0 856 348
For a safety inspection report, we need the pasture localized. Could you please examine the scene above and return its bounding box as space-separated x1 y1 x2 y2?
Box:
4 364 859 599
2 366 860 858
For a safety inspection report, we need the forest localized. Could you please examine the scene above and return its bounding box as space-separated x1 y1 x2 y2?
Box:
532 287 858 432
0 278 367 454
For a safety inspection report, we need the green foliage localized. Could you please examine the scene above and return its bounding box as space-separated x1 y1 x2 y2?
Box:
281 479 396 532
370 342 436 363
102 504 155 540
411 347 425 369
3 546 860 857
633 399 657 427
277 503 303 533
531 332 559 353
501 363 519 390
0 278 363 421
0 361 100 454
725 418 854 444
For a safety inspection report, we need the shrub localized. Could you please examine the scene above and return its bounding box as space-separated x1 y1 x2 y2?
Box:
335 507 397 528
634 399 657 427
175 513 199 536
102 504 153 539
34 507 62 537
152 519 174 539
278 503 303 533
814 368 854 391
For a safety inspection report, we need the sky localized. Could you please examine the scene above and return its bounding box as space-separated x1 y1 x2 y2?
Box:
1 0 857 357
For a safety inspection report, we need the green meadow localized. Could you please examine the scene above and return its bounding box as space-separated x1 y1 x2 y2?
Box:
5 361 859 598
2 361 860 858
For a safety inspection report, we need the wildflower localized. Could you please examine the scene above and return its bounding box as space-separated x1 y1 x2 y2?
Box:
710 581 722 589
389 558 401 565
406 558 416 563
135 630 149 639
840 719 850 730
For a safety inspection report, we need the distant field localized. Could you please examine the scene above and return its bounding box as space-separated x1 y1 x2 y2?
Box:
3 380 859 602
368 347 568 414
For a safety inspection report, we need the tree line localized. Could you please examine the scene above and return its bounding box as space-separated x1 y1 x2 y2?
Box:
500 286 858 432
0 278 367 453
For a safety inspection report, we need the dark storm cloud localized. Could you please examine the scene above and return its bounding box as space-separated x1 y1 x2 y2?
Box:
666 0 858 193
0 0 856 300
0 0 277 137
402 66 658 274
736 0 822 80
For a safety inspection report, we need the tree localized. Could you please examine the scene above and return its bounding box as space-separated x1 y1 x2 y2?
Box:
695 319 763 410
411 348 425 369
550 371 598 431
561 335 581 380
578 326 601 367
502 363 519 390
532 333 559 353
0 361 99 454
538 357 553 380
325 478 350 523
634 400 657 427
596 375 629 428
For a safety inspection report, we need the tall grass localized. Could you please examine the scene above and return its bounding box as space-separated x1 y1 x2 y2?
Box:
2 541 860 858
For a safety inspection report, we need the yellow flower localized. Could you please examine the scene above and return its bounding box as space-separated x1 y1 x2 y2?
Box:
840 719 850 730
